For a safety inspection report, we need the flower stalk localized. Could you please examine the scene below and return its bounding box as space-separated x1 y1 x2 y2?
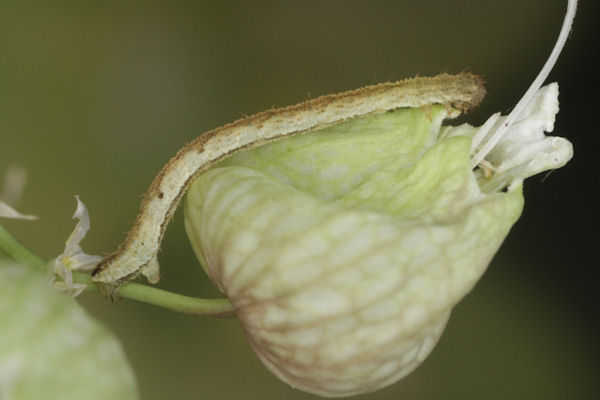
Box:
72 272 234 318
0 223 46 271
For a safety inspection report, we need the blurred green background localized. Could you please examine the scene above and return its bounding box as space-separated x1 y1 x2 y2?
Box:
1 1 598 399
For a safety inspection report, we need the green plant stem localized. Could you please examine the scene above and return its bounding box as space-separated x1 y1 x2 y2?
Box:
0 222 46 270
73 272 235 318
0 222 235 318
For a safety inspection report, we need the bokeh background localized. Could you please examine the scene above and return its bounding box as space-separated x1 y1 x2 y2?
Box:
1 1 598 399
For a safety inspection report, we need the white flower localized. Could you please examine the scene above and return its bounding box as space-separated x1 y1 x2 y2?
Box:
52 196 102 297
442 83 573 193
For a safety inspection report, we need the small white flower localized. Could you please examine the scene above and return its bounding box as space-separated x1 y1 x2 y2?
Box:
52 196 102 297
443 83 573 193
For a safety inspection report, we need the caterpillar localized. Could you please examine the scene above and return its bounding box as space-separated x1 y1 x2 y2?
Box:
91 72 485 293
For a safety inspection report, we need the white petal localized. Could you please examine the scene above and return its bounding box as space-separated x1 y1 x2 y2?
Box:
0 201 38 220
63 196 92 257
477 84 573 193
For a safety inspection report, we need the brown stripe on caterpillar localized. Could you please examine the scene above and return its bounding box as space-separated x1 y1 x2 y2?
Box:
91 72 485 295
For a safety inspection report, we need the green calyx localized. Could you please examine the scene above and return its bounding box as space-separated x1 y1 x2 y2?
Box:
0 261 139 400
183 104 524 396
